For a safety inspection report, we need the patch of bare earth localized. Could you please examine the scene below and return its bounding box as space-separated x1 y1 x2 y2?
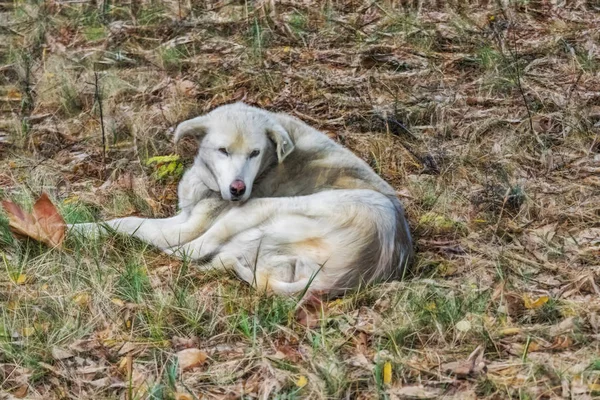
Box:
1 0 599 399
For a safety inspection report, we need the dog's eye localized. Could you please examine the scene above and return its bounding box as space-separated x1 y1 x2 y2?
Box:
249 150 260 158
218 147 229 155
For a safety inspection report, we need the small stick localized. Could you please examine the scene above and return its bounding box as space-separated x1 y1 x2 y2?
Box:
94 72 107 179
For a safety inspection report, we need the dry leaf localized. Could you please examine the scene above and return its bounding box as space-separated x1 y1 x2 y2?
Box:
295 292 327 328
118 342 138 356
177 348 207 371
441 345 487 378
14 273 28 285
73 293 90 307
175 393 193 400
52 346 74 360
455 319 472 332
2 192 66 248
111 298 125 307
13 384 28 398
383 361 392 384
389 385 442 399
498 327 521 336
523 294 549 309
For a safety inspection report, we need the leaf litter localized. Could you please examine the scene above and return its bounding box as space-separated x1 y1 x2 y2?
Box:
0 0 600 399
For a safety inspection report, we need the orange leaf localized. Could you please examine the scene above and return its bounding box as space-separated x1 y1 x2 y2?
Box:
177 348 207 372
2 192 66 248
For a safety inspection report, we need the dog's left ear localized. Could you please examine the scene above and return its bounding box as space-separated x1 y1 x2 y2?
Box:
267 124 294 163
173 116 210 143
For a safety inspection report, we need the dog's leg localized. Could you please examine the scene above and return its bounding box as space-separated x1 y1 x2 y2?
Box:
165 191 370 260
70 199 226 250
164 197 292 259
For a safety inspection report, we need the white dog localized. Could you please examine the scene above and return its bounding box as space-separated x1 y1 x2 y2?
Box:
72 102 413 296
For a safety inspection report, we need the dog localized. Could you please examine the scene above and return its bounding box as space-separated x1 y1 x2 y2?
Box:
71 102 413 296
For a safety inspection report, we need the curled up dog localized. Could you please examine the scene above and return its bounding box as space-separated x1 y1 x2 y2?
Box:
71 102 413 296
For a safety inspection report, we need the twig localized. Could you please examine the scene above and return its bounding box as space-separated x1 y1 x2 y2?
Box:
93 72 107 180
507 25 542 148
566 69 583 104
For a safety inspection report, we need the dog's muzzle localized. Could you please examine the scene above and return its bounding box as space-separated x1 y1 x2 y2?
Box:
229 179 246 201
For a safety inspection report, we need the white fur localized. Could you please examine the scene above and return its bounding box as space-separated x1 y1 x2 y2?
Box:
70 103 413 296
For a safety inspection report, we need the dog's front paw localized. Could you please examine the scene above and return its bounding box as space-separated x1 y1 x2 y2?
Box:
68 223 103 238
164 239 218 261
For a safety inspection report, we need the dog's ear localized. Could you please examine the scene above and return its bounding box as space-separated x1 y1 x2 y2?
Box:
267 124 294 163
173 116 209 143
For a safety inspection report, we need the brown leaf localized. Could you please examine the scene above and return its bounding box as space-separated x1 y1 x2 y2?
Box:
441 345 487 378
295 292 328 328
52 346 74 360
177 348 207 372
13 385 28 398
2 192 66 248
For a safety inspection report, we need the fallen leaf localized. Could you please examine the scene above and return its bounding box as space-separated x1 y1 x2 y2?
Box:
383 361 392 384
7 88 22 101
549 335 572 350
111 298 125 307
175 393 193 400
73 293 90 307
296 375 308 388
589 383 600 394
52 346 74 360
498 327 521 336
295 292 327 328
177 348 207 371
2 192 66 248
118 342 138 356
20 327 35 337
523 294 549 309
455 319 471 332
14 273 28 285
13 384 28 398
441 344 487 378
388 385 442 399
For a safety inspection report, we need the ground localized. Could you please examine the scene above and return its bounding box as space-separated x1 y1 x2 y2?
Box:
1 1 600 399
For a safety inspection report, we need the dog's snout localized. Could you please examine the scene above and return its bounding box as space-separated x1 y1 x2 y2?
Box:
229 180 246 198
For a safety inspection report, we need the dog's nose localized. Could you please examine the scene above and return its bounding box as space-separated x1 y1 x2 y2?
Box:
229 180 246 197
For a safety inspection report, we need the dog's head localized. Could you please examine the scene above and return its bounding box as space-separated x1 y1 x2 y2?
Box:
173 102 294 202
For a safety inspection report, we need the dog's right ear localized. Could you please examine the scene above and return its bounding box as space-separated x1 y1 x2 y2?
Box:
173 116 210 143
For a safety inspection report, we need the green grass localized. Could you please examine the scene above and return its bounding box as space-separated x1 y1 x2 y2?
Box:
0 1 598 398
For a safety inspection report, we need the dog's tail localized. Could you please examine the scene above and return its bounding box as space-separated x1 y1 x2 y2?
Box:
333 195 413 294
213 254 326 296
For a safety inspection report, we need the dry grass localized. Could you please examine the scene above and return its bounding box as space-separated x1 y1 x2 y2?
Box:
1 0 600 399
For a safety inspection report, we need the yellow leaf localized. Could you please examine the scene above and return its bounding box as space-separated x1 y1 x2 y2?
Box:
175 394 193 400
296 375 308 388
523 294 549 309
63 196 79 205
7 88 22 101
111 298 125 307
73 293 90 306
383 361 392 385
21 327 35 337
498 327 521 336
14 274 28 285
589 383 600 393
